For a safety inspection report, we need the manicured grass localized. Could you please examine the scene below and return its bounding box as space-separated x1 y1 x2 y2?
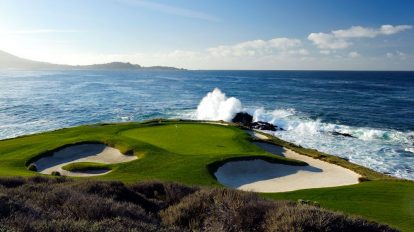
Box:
0 120 300 185
263 180 414 232
121 124 250 155
0 120 413 231
61 162 111 172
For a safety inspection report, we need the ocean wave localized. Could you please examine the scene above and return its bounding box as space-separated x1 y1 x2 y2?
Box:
405 147 414 154
186 89 414 180
266 110 414 179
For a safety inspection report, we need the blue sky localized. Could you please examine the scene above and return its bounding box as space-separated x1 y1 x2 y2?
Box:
0 0 413 70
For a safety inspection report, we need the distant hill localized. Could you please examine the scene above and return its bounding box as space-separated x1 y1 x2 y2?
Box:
0 50 185 71
0 50 68 70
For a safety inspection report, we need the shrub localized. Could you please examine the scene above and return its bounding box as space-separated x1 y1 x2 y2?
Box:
27 175 50 183
359 176 371 182
0 178 397 232
27 163 37 172
161 188 397 232
132 181 197 205
124 150 134 156
0 177 25 188
51 171 61 176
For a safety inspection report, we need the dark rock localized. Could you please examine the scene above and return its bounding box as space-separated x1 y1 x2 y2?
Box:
232 112 253 127
232 112 278 131
331 131 355 138
339 156 350 161
251 121 277 131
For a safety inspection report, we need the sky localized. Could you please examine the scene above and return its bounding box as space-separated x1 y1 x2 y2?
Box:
0 0 413 70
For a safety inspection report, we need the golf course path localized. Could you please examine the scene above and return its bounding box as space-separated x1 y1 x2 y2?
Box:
215 141 361 192
33 143 137 177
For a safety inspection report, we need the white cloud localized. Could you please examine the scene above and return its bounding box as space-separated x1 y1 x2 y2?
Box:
268 38 302 49
207 37 303 57
309 24 411 50
307 32 350 49
386 51 407 60
348 51 360 58
386 52 394 58
333 26 377 38
288 49 309 55
397 51 406 59
380 25 412 35
2 31 412 70
333 25 412 38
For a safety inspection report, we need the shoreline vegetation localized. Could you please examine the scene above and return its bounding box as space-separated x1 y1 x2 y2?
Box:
0 177 398 232
0 119 413 231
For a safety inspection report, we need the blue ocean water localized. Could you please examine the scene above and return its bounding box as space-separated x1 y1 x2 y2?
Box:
0 70 413 179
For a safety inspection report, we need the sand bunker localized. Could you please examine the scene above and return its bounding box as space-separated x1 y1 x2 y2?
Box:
245 130 270 140
33 143 137 177
215 142 360 192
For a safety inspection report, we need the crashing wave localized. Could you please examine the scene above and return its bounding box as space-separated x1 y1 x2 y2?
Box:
189 88 414 180
196 88 242 121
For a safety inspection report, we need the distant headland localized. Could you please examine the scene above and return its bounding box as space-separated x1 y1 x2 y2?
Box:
0 50 185 71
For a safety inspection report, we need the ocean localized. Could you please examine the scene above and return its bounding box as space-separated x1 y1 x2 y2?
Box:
0 70 413 179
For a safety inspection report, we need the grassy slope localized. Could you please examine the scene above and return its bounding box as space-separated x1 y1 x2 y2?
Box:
0 120 413 231
263 180 414 232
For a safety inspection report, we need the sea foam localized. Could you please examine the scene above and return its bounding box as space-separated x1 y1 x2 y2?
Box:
193 88 414 180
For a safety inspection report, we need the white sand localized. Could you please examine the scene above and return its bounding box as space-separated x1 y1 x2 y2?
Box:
215 142 360 192
245 130 270 140
34 143 137 177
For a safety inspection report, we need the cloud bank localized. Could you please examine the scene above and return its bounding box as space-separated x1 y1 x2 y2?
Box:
207 38 304 57
308 24 412 50
2 24 411 70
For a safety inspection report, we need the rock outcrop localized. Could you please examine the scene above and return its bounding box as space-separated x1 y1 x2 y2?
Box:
251 121 277 131
331 131 355 138
232 112 253 126
232 112 278 131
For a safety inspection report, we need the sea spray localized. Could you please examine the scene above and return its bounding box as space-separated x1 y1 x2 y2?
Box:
193 88 414 180
196 88 242 121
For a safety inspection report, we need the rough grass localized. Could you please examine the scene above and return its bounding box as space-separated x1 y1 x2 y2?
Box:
0 177 397 232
